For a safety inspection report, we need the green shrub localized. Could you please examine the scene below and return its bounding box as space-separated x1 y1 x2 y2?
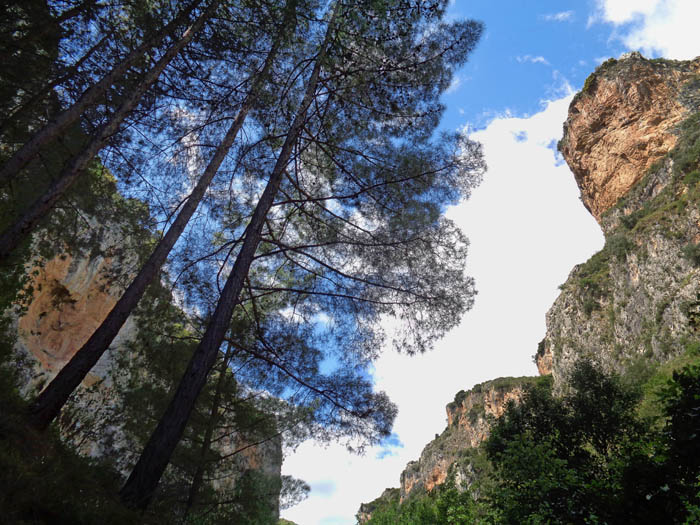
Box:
684 170 700 186
672 113 700 176
682 242 700 266
606 233 634 260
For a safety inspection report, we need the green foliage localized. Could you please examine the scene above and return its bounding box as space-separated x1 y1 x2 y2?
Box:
364 481 476 525
485 359 700 524
572 249 611 315
582 73 597 95
684 170 700 186
672 113 700 177
535 338 546 359
606 232 634 261
681 242 700 266
0 352 154 523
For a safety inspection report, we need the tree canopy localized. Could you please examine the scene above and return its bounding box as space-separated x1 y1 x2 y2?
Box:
0 0 484 517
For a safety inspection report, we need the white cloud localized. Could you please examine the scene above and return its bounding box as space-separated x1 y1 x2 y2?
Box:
593 0 700 59
595 0 660 24
281 94 603 525
445 75 463 94
542 10 574 22
516 54 550 65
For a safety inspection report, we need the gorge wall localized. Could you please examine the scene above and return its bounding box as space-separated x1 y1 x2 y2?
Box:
538 53 700 386
4 198 283 516
358 52 700 522
398 377 535 501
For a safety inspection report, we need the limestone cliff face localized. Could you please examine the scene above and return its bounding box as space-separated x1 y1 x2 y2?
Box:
537 53 700 386
17 246 136 392
357 377 537 521
398 377 536 501
559 52 700 222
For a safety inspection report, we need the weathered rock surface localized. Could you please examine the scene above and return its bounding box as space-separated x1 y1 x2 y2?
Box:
538 53 700 386
17 251 136 390
559 52 700 221
399 377 536 501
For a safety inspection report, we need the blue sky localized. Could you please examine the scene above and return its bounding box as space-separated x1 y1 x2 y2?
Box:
282 2 700 524
443 1 615 130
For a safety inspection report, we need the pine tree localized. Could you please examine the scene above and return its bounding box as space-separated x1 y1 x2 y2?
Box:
0 0 219 259
0 0 204 186
25 0 301 432
120 0 483 509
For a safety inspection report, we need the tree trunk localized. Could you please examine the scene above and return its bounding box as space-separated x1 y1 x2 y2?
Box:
0 0 203 186
0 33 111 138
0 0 218 261
184 343 233 515
119 3 338 509
25 1 292 432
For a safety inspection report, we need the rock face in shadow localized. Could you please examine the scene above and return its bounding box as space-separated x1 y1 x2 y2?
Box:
7 217 283 516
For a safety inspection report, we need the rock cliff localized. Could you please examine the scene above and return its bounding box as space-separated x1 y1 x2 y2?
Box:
398 377 536 501
559 52 700 221
16 230 138 393
359 52 700 522
357 377 538 522
538 53 700 386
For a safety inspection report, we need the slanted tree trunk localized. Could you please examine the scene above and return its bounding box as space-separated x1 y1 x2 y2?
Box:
0 33 111 138
0 0 203 186
184 343 233 515
25 0 295 432
0 0 218 261
119 3 338 509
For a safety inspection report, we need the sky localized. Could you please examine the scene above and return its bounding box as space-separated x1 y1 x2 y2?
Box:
281 2 700 524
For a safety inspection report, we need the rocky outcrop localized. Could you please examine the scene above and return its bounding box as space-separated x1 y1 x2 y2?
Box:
357 376 537 521
538 53 700 386
398 377 536 501
357 488 399 524
559 52 700 221
17 248 136 391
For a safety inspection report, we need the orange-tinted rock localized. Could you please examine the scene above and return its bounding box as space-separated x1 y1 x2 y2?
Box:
16 251 135 388
398 377 538 501
536 342 553 376
560 53 700 222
